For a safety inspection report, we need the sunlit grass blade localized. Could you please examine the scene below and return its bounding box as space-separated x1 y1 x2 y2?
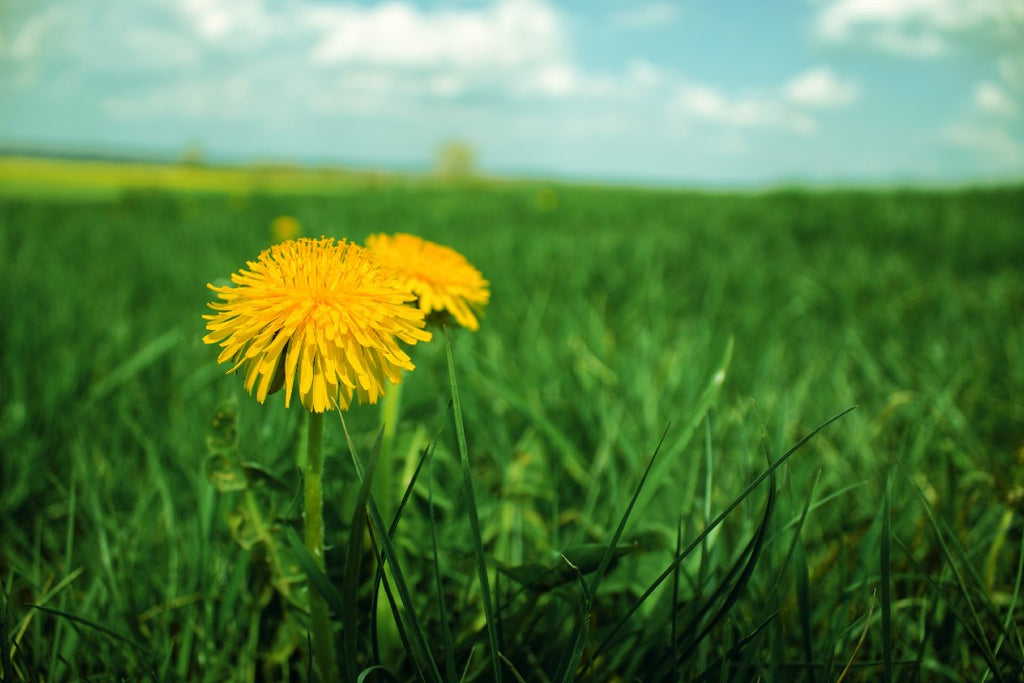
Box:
444 325 502 682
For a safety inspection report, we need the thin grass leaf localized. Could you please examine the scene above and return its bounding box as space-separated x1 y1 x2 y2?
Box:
994 523 1024 666
342 430 382 683
552 557 593 683
635 338 734 521
366 534 421 683
590 405 857 668
671 518 682 683
567 425 670 681
880 471 893 683
284 529 345 624
444 325 502 682
428 447 459 683
370 441 433 667
27 603 157 681
497 651 530 683
358 665 402 683
336 413 444 683
893 535 1006 681
87 327 181 403
673 471 776 671
793 473 819 683
694 610 779 682
898 460 1008 679
836 589 877 683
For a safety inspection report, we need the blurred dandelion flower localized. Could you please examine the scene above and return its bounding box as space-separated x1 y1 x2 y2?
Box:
366 233 489 331
535 187 559 212
271 215 302 242
203 237 431 413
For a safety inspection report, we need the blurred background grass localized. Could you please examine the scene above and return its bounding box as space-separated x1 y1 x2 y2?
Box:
1 164 1022 679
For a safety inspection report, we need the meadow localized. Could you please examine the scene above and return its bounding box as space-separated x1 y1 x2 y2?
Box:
1 161 1022 681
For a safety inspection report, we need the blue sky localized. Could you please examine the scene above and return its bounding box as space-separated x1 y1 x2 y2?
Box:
1 0 1021 185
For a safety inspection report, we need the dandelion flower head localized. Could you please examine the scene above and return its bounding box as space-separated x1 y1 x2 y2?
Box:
271 215 302 242
203 237 432 413
365 233 489 331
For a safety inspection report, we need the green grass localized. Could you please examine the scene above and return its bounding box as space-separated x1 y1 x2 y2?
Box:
1 179 1022 681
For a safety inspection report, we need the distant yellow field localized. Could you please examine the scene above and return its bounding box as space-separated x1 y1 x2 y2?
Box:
0 155 408 198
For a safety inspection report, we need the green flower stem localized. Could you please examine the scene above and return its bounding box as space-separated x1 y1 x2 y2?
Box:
305 410 338 682
374 377 403 520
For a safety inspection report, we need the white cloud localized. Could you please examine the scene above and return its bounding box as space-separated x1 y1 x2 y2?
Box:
307 0 564 71
998 54 1024 91
670 84 817 135
611 2 680 29
105 72 266 120
814 0 1024 56
974 81 1018 117
943 122 1024 163
8 5 72 60
784 67 859 108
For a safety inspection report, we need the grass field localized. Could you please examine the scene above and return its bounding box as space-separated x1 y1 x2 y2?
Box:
1 161 1023 681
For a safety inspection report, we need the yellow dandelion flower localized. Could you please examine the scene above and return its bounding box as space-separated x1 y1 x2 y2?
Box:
203 237 432 413
365 233 489 331
271 215 302 242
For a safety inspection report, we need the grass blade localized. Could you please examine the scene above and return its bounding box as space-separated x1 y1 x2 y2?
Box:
899 461 1007 680
342 430 382 682
568 425 670 680
880 471 893 683
444 325 503 681
27 603 157 681
428 448 459 682
591 405 857 666
336 414 443 683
